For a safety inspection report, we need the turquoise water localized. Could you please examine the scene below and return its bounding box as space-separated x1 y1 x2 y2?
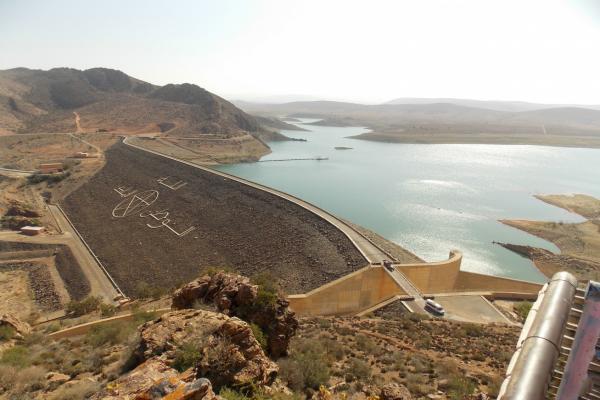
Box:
216 120 600 283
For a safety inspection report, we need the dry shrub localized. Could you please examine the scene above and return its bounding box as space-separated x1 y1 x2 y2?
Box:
49 380 101 400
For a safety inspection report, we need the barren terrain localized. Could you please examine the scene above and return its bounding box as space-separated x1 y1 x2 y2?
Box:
500 194 600 280
288 313 518 398
62 141 367 296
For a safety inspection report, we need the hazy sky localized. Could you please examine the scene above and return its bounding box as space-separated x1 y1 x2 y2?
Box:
2 0 600 104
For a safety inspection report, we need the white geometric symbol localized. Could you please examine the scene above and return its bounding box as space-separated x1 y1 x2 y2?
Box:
112 190 159 218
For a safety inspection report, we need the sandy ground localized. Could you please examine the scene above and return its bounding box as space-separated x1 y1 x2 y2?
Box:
0 269 34 320
501 193 600 280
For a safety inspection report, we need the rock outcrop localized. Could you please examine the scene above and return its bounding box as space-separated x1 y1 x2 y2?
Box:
92 358 219 400
136 309 278 390
172 272 298 357
380 383 413 400
0 313 31 340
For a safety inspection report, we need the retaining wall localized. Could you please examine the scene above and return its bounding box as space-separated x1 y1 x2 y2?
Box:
395 250 462 293
288 265 406 316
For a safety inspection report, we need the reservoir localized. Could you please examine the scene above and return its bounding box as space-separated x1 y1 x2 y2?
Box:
216 120 600 283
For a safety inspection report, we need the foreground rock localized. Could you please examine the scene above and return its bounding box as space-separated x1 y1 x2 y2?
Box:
172 272 298 357
380 383 412 400
136 309 278 390
0 313 31 340
92 358 219 400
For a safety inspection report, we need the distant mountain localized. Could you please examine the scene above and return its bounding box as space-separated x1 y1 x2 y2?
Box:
235 99 600 147
0 67 272 141
385 97 600 112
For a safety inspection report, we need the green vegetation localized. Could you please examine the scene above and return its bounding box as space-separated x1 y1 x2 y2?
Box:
27 171 70 185
219 387 302 400
0 325 16 341
135 281 168 300
514 301 533 321
250 323 268 351
0 345 30 368
172 341 203 372
65 296 102 316
278 338 331 391
100 303 117 317
0 215 41 230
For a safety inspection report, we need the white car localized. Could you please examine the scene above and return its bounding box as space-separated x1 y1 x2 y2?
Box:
425 299 445 316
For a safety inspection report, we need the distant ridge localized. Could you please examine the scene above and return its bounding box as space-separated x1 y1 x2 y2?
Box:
385 97 600 112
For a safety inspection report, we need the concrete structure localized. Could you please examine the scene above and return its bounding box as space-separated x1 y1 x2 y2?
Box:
288 250 543 318
20 226 44 236
288 265 410 316
38 163 63 174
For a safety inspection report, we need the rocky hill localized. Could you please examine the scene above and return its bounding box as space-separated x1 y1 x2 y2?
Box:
0 67 271 143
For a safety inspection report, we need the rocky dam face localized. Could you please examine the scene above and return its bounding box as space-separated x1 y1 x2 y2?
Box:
62 141 367 296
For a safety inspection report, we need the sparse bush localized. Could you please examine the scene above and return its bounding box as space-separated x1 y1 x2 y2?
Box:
13 365 47 393
347 358 371 382
447 375 476 399
514 301 533 321
0 325 15 341
250 323 268 351
48 380 100 400
100 303 117 317
66 296 101 316
172 340 203 372
278 339 330 391
135 281 168 300
86 322 128 346
464 323 484 337
0 345 30 368
27 172 70 185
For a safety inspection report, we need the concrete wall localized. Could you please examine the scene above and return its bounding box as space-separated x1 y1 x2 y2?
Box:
396 250 462 293
288 266 406 316
395 251 542 296
453 271 543 295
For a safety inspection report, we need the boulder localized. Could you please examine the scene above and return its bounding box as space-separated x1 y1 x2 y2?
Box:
46 372 70 389
92 358 219 399
136 309 278 390
172 272 298 357
380 383 413 400
0 313 31 340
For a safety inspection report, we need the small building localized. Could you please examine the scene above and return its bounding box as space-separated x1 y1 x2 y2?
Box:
20 226 44 236
38 163 63 174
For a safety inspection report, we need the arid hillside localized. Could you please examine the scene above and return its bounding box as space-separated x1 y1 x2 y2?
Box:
0 67 282 162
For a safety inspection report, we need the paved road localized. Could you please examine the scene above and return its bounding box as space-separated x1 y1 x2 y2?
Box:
124 137 428 308
0 207 121 303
